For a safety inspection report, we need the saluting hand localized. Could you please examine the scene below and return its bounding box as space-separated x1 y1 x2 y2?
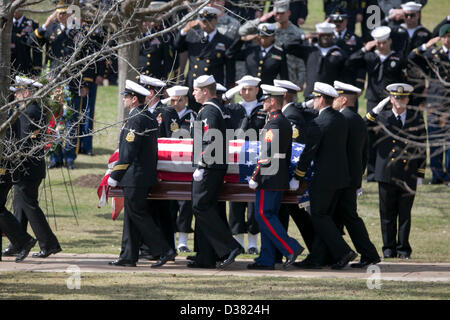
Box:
372 97 390 114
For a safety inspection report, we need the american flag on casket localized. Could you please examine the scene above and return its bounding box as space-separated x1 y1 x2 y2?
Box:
97 138 311 219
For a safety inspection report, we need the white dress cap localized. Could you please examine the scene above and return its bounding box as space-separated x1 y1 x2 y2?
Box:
258 23 276 36
273 79 301 92
166 85 189 97
401 1 422 11
216 83 227 92
371 26 391 41
14 75 43 89
198 7 222 18
333 80 362 94
148 1 166 9
386 83 414 96
260 84 287 96
313 82 339 98
193 75 216 88
139 75 166 88
315 22 336 34
122 80 151 97
236 75 261 87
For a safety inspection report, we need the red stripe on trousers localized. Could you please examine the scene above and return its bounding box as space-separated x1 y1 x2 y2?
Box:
258 190 293 255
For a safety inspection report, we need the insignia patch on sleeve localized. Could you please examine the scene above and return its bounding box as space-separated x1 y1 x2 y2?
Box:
264 129 273 142
126 129 135 142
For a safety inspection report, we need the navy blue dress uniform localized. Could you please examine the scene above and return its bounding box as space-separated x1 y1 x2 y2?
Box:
289 0 308 26
332 81 380 267
0 107 37 262
408 24 450 184
292 82 356 269
190 75 242 269
108 80 176 267
11 14 42 77
323 0 360 34
139 25 177 80
248 84 304 269
8 78 62 258
173 9 235 98
285 22 348 97
227 24 289 85
364 84 426 259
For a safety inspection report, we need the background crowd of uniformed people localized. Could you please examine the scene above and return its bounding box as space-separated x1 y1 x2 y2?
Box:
1 0 449 269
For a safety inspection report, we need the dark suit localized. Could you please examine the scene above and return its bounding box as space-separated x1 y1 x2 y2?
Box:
110 105 171 263
13 102 60 252
365 107 426 257
334 107 379 262
191 98 241 266
11 16 42 76
294 107 353 263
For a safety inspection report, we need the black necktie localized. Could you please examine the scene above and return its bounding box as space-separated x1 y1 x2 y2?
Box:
396 115 403 128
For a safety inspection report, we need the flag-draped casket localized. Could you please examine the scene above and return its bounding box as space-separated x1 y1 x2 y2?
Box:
98 138 310 219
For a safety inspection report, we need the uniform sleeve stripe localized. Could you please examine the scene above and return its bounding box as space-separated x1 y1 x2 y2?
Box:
83 77 94 82
366 113 375 122
34 29 43 39
417 169 425 173
0 168 6 175
295 169 306 177
112 164 129 171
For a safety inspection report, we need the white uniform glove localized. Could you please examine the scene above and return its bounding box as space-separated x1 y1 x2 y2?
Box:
107 177 118 187
224 84 242 100
417 178 423 186
289 178 299 191
372 97 390 114
249 179 258 189
303 99 314 109
356 188 363 197
193 168 204 182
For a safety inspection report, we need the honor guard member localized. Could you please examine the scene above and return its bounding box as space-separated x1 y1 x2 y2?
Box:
108 80 177 267
432 16 450 38
5 77 62 259
225 75 266 255
139 75 178 256
409 24 450 185
165 85 197 253
274 79 316 254
190 75 244 269
290 82 357 269
32 2 94 170
364 83 426 259
0 105 37 263
346 26 408 181
289 0 308 27
323 0 360 35
229 23 289 85
332 81 380 267
285 22 348 98
174 6 235 111
11 9 42 77
247 84 304 270
211 0 241 41
330 7 366 97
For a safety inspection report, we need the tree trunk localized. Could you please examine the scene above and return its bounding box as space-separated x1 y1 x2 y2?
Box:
117 35 140 124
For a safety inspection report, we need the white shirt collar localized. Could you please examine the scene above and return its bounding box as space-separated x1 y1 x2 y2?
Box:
392 109 407 126
281 102 294 113
334 28 347 39
204 28 217 42
177 107 188 119
319 106 331 115
13 15 24 25
260 44 274 56
148 100 159 114
240 99 259 116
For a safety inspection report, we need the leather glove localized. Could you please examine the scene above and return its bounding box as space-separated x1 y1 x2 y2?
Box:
249 179 258 190
193 168 204 182
107 176 118 187
289 178 299 191
372 97 390 114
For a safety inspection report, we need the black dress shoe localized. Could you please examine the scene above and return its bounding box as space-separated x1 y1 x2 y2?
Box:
151 249 177 268
247 262 275 270
292 259 323 269
108 258 136 267
331 251 358 270
178 246 191 253
187 254 196 261
246 247 259 255
66 161 75 170
48 162 62 169
283 247 304 268
398 253 411 259
383 249 396 259
2 245 20 257
219 246 244 269
350 257 381 268
32 246 62 258
15 238 37 263
187 261 216 269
